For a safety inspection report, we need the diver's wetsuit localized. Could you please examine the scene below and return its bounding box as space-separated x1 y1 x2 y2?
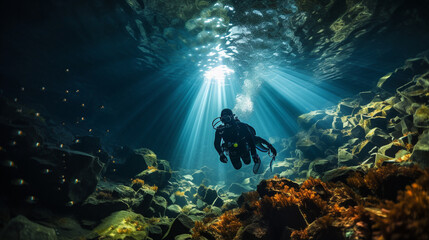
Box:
214 120 257 169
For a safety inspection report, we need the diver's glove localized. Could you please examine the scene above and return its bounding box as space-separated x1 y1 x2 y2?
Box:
220 153 228 163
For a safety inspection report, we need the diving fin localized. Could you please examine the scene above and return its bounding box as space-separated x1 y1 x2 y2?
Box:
253 161 261 174
269 156 276 172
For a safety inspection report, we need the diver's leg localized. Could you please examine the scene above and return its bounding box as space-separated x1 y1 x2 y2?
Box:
241 150 251 165
229 154 242 169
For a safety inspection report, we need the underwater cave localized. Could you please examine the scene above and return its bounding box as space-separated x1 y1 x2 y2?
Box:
1 0 429 239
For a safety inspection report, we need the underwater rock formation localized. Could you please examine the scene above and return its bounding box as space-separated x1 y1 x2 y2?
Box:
273 56 429 180
0 215 57 240
0 98 104 207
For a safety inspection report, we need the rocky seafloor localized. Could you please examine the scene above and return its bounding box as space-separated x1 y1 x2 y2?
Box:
1 56 429 240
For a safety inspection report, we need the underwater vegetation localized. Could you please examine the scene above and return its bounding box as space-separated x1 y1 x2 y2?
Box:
190 167 429 240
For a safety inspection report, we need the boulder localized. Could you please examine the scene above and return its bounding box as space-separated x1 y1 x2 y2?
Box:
136 169 172 188
132 188 156 214
148 225 163 240
378 143 404 158
197 186 219 205
365 128 391 146
175 234 193 240
221 199 239 211
369 117 389 130
400 115 416 134
171 193 188 207
322 166 364 183
359 91 375 105
298 110 325 128
191 170 206 185
338 148 359 166
311 159 332 173
228 183 253 195
162 214 195 240
332 116 343 129
26 147 103 206
350 125 365 139
79 194 129 220
337 101 359 116
393 98 411 115
353 140 376 160
414 105 429 128
166 204 182 218
112 185 136 199
377 57 429 92
150 196 167 217
88 210 147 240
187 208 206 221
0 215 57 240
295 137 324 159
212 196 224 208
158 159 172 172
315 115 334 129
411 129 429 168
109 147 158 180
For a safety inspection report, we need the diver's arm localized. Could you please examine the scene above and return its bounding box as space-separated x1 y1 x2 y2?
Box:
214 130 223 155
257 136 277 156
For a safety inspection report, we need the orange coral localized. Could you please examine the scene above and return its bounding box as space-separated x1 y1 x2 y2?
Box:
175 191 185 196
291 229 309 240
132 178 145 186
209 210 242 240
96 191 114 200
147 166 157 170
300 177 326 190
374 172 429 239
364 165 422 193
191 210 242 240
150 185 158 192
405 143 413 151
346 172 366 189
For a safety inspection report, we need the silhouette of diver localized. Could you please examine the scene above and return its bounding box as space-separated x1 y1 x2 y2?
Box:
213 108 277 174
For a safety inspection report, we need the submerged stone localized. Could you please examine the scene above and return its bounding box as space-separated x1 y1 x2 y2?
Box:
162 214 195 240
413 104 429 127
0 215 57 240
411 129 429 168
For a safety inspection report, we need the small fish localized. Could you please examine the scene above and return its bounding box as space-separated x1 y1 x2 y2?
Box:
1 160 16 168
11 179 26 185
26 196 37 204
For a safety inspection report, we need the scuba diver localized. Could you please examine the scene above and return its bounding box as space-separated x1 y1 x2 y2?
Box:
213 108 277 174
